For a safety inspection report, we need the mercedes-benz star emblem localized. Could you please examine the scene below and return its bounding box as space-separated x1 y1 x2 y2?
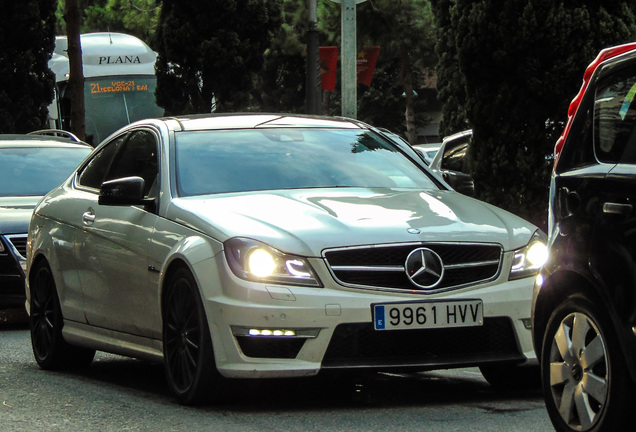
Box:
405 247 444 289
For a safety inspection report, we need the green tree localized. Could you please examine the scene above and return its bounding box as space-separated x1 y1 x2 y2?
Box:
0 0 57 133
431 0 467 136
356 0 437 143
250 1 309 113
153 0 283 114
56 1 160 40
443 0 636 228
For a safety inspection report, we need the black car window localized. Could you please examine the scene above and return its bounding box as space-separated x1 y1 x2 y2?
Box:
104 130 158 198
77 134 126 189
441 139 469 173
594 66 636 164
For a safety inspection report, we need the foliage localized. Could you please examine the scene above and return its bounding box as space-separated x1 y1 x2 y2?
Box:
250 1 309 113
436 0 636 228
355 0 437 142
56 0 161 41
0 0 57 133
431 0 468 136
153 0 282 114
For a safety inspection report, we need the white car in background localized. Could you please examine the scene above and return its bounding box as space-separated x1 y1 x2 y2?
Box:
413 143 441 165
26 114 546 404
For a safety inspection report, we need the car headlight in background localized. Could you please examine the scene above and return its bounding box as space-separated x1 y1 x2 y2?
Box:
224 237 322 287
509 231 548 280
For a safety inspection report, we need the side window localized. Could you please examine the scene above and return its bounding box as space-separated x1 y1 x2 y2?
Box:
77 134 127 189
441 139 469 173
104 130 159 198
594 66 636 163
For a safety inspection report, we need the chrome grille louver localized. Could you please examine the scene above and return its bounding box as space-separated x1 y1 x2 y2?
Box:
323 242 502 293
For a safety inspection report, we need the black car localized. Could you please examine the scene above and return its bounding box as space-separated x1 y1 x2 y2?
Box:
0 131 91 310
532 42 636 432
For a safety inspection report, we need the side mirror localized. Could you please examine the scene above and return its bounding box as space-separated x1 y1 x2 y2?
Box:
98 176 146 206
442 170 475 197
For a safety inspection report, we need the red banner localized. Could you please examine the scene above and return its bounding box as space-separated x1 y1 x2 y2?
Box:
357 46 380 86
320 46 338 91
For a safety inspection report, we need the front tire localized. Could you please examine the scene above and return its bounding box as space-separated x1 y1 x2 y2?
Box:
30 260 95 370
163 267 220 405
541 296 634 431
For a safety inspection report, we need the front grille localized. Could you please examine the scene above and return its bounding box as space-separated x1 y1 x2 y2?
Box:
6 234 27 259
323 242 502 293
322 318 522 369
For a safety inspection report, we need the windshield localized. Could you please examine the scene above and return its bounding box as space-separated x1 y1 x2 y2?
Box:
82 75 164 145
175 128 438 196
0 146 91 197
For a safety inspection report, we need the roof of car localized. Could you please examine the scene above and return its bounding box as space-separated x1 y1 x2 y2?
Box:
166 113 364 132
0 134 92 149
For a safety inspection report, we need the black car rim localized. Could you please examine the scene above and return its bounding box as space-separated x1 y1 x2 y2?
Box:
31 266 57 360
548 312 608 431
164 278 201 393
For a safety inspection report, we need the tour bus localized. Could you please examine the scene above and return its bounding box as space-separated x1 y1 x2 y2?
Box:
48 32 164 146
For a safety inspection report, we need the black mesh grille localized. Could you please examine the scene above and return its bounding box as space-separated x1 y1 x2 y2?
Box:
322 317 521 368
236 337 307 359
8 235 27 258
323 243 502 292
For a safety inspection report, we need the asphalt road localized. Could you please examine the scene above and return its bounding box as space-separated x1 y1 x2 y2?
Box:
0 309 555 432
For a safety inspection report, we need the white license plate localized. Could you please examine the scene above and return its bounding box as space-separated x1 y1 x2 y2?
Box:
373 300 483 330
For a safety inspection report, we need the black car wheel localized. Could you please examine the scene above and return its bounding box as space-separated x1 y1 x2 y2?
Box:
541 296 634 431
30 260 95 370
163 267 220 405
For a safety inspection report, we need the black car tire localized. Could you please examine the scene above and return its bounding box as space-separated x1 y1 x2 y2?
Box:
30 260 95 370
479 364 540 390
541 295 634 432
163 267 220 405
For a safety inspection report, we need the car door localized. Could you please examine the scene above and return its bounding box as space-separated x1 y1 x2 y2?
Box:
75 129 162 338
588 61 636 325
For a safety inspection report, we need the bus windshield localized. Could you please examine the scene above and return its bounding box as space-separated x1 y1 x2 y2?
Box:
84 75 163 145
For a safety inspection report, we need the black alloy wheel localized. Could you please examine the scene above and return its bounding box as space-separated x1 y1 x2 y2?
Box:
163 267 219 405
30 260 95 370
541 296 634 432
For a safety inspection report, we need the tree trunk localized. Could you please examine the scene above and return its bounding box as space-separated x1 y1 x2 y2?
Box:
399 42 417 145
64 0 85 140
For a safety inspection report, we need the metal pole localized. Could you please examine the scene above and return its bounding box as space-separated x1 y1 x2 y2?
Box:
341 0 357 118
306 0 321 115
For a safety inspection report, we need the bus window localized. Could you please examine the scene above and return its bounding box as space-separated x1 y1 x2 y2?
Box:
83 76 163 145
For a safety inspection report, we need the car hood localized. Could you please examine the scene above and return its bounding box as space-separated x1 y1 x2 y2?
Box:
0 196 41 234
167 188 537 257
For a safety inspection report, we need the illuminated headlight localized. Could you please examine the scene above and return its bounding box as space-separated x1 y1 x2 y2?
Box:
509 231 548 280
224 237 322 287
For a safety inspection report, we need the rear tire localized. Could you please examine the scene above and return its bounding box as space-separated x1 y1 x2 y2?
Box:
163 267 220 405
541 295 634 431
30 260 95 370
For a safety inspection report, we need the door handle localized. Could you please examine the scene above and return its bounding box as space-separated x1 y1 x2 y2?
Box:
603 202 633 215
82 209 96 225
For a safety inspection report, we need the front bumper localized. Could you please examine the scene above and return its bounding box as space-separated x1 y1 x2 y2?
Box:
197 253 536 379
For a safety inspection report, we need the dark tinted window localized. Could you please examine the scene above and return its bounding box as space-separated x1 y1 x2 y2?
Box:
105 130 158 197
441 138 469 173
77 134 126 189
594 66 636 163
